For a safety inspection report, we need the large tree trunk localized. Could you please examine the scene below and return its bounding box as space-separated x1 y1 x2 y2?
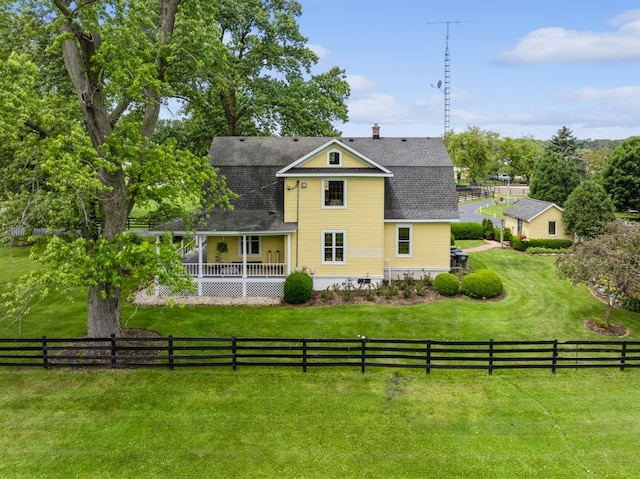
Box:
87 285 123 337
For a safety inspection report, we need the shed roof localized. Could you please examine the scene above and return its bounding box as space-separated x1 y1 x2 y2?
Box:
503 197 563 222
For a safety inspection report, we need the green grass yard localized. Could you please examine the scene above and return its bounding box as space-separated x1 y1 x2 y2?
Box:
1 245 640 477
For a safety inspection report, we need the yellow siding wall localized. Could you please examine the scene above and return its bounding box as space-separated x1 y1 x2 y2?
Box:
384 222 451 270
206 236 287 263
505 207 571 240
303 148 371 168
285 176 385 277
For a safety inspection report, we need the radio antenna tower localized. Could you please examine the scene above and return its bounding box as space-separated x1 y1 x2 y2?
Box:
429 19 468 135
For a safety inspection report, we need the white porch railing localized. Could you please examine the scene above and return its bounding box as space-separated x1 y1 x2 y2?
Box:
184 262 286 277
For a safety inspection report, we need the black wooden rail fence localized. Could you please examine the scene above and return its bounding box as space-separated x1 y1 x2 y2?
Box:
1 336 640 373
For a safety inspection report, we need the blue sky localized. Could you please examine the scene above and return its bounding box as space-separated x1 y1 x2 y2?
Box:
297 0 640 140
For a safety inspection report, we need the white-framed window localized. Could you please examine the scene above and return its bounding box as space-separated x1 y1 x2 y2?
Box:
238 236 261 257
323 179 346 207
327 150 341 166
322 230 346 264
396 225 412 256
548 221 557 236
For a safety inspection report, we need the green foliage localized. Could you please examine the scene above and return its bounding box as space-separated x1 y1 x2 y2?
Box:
563 180 615 239
601 136 640 212
555 221 640 327
524 239 573 250
451 222 485 240
621 292 640 313
461 269 504 299
525 247 572 255
482 218 495 240
445 127 499 182
496 135 541 180
529 149 581 207
283 272 313 305
500 227 513 242
510 236 527 251
433 273 460 296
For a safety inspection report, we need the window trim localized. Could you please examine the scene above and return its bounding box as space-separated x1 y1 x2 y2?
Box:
322 230 346 264
548 221 557 236
238 235 261 257
327 149 341 166
396 225 413 257
322 179 347 208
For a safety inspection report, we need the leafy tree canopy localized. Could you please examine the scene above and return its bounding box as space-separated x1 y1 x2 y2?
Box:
445 127 499 182
601 136 640 212
529 150 580 207
562 180 615 239
556 221 640 327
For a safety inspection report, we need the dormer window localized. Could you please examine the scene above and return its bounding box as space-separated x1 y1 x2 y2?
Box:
328 150 341 166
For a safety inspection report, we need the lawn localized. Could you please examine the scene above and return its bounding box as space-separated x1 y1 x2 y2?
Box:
1 245 640 478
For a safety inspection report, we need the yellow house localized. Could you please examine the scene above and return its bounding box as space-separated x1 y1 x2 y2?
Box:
503 197 572 241
153 126 460 297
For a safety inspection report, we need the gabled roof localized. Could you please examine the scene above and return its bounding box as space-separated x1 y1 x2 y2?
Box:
503 197 563 222
275 139 393 177
151 136 459 233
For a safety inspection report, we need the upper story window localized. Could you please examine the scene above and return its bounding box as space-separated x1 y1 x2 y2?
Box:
548 221 557 236
324 179 345 207
327 150 341 166
396 225 412 256
239 235 261 257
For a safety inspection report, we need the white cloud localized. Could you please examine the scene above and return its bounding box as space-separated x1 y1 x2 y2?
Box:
307 43 329 59
495 10 640 65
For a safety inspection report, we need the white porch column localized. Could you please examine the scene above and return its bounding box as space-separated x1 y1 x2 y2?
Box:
241 234 247 278
197 235 203 296
154 235 161 296
287 233 292 275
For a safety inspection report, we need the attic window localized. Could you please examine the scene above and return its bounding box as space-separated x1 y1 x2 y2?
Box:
328 150 341 166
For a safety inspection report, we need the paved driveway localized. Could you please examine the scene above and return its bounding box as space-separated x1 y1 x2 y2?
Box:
458 200 504 227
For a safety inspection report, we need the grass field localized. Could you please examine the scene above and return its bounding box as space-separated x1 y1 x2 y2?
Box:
1 245 640 477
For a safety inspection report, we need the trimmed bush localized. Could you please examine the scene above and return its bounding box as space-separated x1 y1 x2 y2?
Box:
451 222 484 240
510 236 527 251
525 239 573 250
283 272 313 304
433 273 460 296
461 269 504 299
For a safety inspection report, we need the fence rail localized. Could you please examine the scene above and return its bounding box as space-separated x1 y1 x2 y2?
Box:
1 337 640 373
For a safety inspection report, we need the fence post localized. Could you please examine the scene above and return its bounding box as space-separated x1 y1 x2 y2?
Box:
168 335 174 371
42 336 48 369
232 336 237 371
110 334 117 368
361 337 366 374
302 338 307 373
426 339 431 374
488 339 494 375
620 343 627 372
552 340 558 374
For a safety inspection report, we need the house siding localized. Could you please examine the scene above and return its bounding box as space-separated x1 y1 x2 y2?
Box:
505 207 570 240
384 222 451 279
286 176 385 286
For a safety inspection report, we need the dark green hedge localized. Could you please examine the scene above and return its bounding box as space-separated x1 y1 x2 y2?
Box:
524 239 573 249
451 222 484 240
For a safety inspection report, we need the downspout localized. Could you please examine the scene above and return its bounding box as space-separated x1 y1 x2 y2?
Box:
295 180 300 269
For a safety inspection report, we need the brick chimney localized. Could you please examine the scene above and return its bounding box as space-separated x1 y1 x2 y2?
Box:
372 123 380 139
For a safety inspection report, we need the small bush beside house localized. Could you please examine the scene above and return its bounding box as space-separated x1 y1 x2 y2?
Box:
284 272 314 304
434 273 460 296
461 269 504 299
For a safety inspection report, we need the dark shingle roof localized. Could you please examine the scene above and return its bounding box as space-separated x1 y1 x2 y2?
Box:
153 136 459 233
503 197 562 222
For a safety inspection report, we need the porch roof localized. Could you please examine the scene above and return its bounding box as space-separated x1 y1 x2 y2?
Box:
150 209 297 235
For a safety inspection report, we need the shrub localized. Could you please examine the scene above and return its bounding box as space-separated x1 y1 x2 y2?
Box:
461 269 504 299
510 236 527 251
622 291 640 313
433 273 460 296
451 222 484 240
283 271 313 304
481 218 495 240
525 239 573 250
526 247 572 255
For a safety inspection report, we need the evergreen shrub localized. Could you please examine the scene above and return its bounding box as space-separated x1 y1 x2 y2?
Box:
283 271 313 304
433 273 460 296
461 269 504 299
